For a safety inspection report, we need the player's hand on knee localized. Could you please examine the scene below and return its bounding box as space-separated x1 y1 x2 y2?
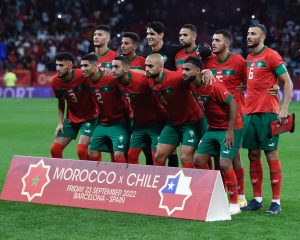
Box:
225 130 234 148
54 123 64 138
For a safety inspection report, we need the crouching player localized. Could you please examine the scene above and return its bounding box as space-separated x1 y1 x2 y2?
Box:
182 56 242 215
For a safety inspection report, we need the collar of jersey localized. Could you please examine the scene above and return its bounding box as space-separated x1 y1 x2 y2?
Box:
97 48 110 57
156 71 166 84
61 69 74 82
185 45 198 54
218 51 232 64
129 54 137 62
253 45 267 56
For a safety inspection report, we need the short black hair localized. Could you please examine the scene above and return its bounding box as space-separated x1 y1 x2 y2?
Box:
184 56 203 69
181 24 197 35
114 56 130 66
145 21 166 34
214 29 232 41
81 53 98 63
249 23 267 35
55 52 75 64
122 32 140 44
93 24 111 35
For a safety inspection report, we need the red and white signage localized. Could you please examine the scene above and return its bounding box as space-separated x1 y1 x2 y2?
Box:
0 156 231 221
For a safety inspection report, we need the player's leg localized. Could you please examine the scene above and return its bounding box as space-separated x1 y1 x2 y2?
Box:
264 149 282 214
180 122 202 168
241 114 264 211
77 119 99 160
154 123 180 166
232 128 247 207
127 125 146 164
50 119 77 158
109 122 129 163
88 124 106 161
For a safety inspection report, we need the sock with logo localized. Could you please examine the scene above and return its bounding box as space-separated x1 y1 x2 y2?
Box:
268 159 282 200
50 142 64 158
250 159 263 198
234 168 245 195
77 144 88 160
128 148 142 164
224 168 238 204
168 153 179 167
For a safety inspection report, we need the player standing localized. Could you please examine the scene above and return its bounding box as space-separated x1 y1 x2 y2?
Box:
50 52 98 160
241 24 293 215
205 29 247 207
93 25 118 68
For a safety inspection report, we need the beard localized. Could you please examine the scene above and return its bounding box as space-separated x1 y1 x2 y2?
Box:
248 40 259 48
146 71 160 79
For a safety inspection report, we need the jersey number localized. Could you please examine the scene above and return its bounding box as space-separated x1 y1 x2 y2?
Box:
248 67 254 80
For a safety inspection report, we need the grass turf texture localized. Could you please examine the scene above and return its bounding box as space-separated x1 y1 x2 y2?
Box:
0 99 299 240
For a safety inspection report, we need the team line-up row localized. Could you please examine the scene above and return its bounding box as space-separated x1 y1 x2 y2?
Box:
49 22 293 216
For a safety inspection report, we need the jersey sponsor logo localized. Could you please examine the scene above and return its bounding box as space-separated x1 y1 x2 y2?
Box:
158 170 192 216
21 159 51 201
117 145 124 148
268 142 275 147
222 150 230 154
200 95 211 103
84 129 91 133
188 139 195 143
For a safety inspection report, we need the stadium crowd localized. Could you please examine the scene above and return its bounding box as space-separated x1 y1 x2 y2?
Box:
0 0 299 84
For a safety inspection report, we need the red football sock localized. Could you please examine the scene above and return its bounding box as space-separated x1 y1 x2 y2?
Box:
77 144 88 160
234 168 245 195
250 159 263 198
224 168 238 204
50 142 64 158
115 156 126 163
182 162 193 168
268 159 282 200
154 161 165 166
128 148 142 164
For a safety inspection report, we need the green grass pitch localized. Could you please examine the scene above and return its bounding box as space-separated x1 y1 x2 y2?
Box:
0 99 299 239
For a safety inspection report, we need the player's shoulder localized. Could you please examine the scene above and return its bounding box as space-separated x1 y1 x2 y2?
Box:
230 52 245 61
109 48 119 56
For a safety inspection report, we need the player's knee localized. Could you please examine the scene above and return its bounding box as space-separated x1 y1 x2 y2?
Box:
219 159 232 171
248 149 261 161
264 150 278 161
180 151 193 163
154 151 166 164
88 150 100 159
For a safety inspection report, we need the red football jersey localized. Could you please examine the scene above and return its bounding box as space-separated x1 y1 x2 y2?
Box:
97 48 119 68
193 80 242 130
205 52 246 117
51 69 98 124
147 71 203 125
117 71 164 126
85 71 127 123
175 47 198 71
245 46 287 114
129 55 145 70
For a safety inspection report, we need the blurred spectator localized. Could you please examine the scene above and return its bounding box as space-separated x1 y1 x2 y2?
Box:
3 66 17 87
